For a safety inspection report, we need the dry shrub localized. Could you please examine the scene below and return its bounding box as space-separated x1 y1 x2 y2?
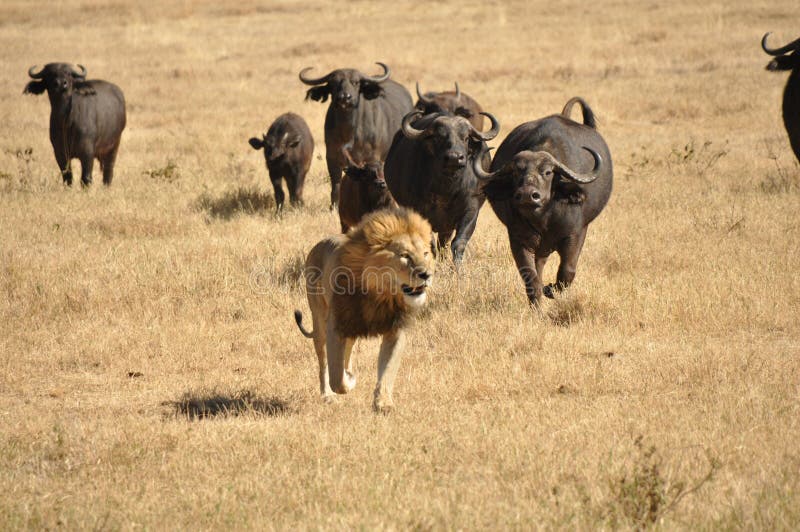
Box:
603 436 720 529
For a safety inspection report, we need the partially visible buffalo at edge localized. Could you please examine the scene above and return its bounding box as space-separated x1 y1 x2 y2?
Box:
762 32 800 163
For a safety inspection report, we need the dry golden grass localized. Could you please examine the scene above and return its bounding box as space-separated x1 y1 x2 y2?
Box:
1 0 799 529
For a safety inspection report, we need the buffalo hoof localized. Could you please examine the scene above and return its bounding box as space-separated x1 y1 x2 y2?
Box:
543 284 556 299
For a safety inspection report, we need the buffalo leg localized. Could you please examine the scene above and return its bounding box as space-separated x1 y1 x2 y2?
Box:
270 177 286 211
326 157 342 210
451 215 478 266
326 318 356 394
101 144 119 186
510 236 543 306
78 150 94 187
53 145 73 186
437 230 453 255
550 227 588 296
287 173 304 206
373 329 405 413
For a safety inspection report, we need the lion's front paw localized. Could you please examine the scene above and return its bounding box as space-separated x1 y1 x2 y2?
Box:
372 395 394 415
344 370 357 392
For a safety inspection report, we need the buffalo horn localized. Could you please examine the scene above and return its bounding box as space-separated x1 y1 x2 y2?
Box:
469 112 500 141
415 82 434 105
362 62 390 83
71 64 87 78
400 111 426 140
761 33 800 56
298 67 333 85
473 147 498 180
544 147 602 184
454 82 460 99
28 65 45 79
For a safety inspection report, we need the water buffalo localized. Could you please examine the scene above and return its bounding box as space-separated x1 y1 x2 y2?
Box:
248 112 314 210
474 97 612 305
338 147 395 233
384 110 500 264
299 62 413 208
762 33 800 163
414 82 485 130
23 63 126 187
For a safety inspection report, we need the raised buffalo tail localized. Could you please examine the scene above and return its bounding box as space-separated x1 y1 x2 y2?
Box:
561 97 597 129
294 310 314 338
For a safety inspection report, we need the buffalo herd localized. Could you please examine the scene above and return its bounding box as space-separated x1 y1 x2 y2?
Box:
22 31 799 305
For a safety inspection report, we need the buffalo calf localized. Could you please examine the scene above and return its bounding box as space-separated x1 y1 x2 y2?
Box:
338 147 395 233
24 63 126 187
248 112 314 210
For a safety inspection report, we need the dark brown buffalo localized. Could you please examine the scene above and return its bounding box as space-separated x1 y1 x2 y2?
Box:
299 63 413 208
384 110 500 265
474 97 612 305
414 82 485 130
24 63 126 186
762 33 800 163
337 147 395 233
248 112 314 210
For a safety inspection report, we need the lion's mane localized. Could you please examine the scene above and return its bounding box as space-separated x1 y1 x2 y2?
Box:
331 207 431 338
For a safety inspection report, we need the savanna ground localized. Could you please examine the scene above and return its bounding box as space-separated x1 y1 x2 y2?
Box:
1 0 799 529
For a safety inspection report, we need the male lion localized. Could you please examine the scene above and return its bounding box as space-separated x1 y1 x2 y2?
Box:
294 207 434 413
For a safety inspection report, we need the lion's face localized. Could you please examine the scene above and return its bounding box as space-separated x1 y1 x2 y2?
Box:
348 208 435 310
384 232 435 309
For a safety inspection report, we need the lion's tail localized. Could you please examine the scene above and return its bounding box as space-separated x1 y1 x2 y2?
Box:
294 310 314 338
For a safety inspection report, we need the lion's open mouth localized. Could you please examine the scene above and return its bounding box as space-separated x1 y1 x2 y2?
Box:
401 284 426 297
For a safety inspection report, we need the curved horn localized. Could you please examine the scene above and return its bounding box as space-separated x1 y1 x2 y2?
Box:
762 33 800 56
71 64 87 78
469 112 500 141
298 66 333 85
362 62 390 83
415 82 434 105
28 65 45 79
473 147 498 180
542 147 602 184
454 82 461 100
401 110 427 140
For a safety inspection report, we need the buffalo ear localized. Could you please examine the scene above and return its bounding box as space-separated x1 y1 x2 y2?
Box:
305 86 329 103
766 55 797 71
74 81 96 96
360 81 383 100
480 172 514 202
248 137 264 150
23 80 46 95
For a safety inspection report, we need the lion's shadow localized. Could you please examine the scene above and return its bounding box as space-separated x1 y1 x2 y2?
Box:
163 389 297 420
195 186 276 220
